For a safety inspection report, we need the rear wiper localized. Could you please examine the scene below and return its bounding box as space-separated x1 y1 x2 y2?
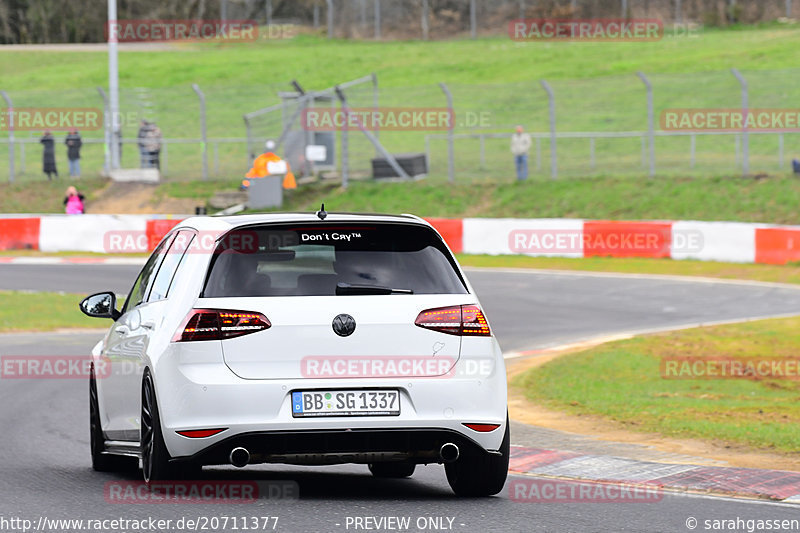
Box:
335 282 414 295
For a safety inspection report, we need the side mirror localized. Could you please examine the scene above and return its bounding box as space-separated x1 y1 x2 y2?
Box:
79 292 121 320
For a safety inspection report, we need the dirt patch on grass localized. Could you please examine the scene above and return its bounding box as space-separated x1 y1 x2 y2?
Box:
507 349 800 472
88 182 199 214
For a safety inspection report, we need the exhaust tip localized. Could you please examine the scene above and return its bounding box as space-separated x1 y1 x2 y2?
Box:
230 447 250 468
439 442 460 464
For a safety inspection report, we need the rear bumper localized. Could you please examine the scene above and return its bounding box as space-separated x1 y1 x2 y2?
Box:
157 372 507 459
173 427 501 467
155 374 506 460
153 338 507 461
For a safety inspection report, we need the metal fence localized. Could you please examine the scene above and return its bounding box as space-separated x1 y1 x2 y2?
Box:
0 83 286 182
423 68 800 181
2 67 800 184
313 67 800 182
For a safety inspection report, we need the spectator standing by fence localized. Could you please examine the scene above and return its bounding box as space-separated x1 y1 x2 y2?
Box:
511 125 531 181
40 130 58 180
65 129 82 178
145 121 163 169
137 120 150 168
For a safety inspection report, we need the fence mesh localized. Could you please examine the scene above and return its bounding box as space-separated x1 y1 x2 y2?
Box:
2 67 800 184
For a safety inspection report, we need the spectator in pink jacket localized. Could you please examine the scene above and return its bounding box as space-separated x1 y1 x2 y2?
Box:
64 186 85 215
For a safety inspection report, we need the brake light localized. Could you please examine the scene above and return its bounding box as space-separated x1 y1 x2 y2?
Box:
173 309 271 342
461 305 491 336
414 305 491 337
463 423 501 432
176 428 227 438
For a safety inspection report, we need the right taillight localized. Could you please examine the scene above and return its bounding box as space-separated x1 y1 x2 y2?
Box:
173 309 271 342
414 305 491 337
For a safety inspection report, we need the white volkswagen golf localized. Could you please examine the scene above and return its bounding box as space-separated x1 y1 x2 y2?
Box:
80 210 509 496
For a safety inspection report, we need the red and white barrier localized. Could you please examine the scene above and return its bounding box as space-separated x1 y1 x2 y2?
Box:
671 221 756 263
754 227 800 265
0 218 40 250
39 215 149 253
1 214 800 265
463 218 584 258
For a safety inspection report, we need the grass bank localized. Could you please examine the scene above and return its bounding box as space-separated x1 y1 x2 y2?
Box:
1 25 800 182
263 176 800 224
6 174 800 223
0 291 98 332
514 316 800 452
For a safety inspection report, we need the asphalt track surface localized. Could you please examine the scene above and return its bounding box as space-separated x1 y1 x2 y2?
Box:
2 265 800 532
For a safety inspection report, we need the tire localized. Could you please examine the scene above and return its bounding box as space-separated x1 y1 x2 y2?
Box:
89 366 137 473
445 418 510 497
368 462 416 478
141 371 182 484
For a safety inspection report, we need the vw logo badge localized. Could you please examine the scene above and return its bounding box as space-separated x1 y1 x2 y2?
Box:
332 314 356 337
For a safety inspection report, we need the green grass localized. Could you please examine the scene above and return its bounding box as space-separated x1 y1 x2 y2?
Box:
155 178 242 201
7 173 800 225
459 255 800 285
256 175 800 223
2 27 798 92
514 316 800 452
1 25 800 183
0 291 99 332
2 25 800 229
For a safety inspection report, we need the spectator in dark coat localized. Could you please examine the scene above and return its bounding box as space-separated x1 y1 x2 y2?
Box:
144 122 163 170
137 120 150 168
40 131 58 180
65 130 82 178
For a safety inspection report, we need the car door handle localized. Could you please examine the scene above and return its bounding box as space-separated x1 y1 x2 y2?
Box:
115 325 130 335
142 320 156 330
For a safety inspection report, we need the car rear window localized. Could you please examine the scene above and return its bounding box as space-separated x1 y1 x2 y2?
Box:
202 222 468 297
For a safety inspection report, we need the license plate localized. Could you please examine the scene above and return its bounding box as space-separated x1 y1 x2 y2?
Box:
291 390 400 417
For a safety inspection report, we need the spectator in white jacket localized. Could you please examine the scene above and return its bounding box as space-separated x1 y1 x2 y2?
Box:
510 125 532 181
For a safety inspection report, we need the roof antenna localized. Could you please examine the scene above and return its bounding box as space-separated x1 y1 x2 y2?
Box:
316 203 328 220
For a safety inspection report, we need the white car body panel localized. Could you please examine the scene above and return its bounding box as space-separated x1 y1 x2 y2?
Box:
90 213 508 467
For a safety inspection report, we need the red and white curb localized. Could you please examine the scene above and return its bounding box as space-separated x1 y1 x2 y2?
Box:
509 445 800 502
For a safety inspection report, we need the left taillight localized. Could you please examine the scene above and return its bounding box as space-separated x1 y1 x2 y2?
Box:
414 304 491 337
173 309 271 342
